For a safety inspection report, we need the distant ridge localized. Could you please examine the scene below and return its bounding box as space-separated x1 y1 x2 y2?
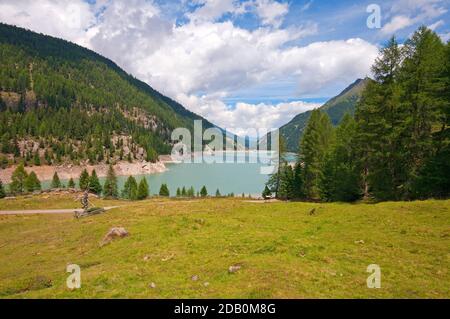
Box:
279 78 372 152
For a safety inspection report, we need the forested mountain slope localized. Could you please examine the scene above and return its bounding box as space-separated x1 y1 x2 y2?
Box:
280 78 371 152
0 23 216 167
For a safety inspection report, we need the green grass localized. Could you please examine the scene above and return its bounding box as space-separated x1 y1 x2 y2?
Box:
0 196 449 298
0 193 130 210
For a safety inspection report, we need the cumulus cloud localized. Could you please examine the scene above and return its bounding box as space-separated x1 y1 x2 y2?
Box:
0 0 95 47
0 0 379 130
176 94 321 135
381 0 447 35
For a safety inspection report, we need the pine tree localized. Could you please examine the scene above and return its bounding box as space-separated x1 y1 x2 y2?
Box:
262 185 271 199
25 171 41 192
181 186 187 197
215 189 221 197
51 172 61 189
299 110 334 199
176 188 181 197
10 163 28 194
400 27 447 196
277 164 294 200
137 178 149 200
187 186 195 197
319 114 361 202
79 169 90 191
200 186 208 197
33 151 41 166
89 170 102 195
292 162 305 199
159 184 170 197
103 165 118 199
122 176 138 200
68 178 75 189
0 180 6 198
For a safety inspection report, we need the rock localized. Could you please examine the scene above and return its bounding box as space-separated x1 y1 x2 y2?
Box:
191 275 199 281
203 282 210 287
149 282 156 289
298 250 306 258
354 240 365 244
228 265 242 274
309 208 316 216
100 227 129 246
143 255 150 261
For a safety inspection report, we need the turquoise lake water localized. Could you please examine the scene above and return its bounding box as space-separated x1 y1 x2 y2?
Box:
40 152 298 197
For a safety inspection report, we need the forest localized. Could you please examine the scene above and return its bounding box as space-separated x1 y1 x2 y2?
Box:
0 23 214 167
266 27 450 202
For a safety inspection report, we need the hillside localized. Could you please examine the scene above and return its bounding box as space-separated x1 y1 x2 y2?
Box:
280 78 371 152
0 23 216 168
0 194 449 298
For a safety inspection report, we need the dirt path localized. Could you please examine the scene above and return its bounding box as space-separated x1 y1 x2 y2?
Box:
0 206 120 215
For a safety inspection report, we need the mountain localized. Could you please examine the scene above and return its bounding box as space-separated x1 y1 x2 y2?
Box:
280 78 372 152
0 23 217 166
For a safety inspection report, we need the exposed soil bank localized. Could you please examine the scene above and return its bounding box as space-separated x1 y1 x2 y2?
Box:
0 161 167 184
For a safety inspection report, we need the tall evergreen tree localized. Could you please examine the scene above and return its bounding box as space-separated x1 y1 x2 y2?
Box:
51 172 61 189
0 180 6 198
9 163 28 194
137 178 149 200
159 183 170 197
200 186 208 197
88 170 102 195
25 171 41 192
299 110 334 199
400 27 447 196
103 165 118 199
319 114 361 202
122 176 138 200
67 178 76 189
79 169 90 191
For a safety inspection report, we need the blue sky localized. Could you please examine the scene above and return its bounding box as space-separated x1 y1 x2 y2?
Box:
0 0 449 131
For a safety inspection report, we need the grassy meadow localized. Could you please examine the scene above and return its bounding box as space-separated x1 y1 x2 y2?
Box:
0 194 449 298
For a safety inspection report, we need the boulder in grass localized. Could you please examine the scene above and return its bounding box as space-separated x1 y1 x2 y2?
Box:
228 264 242 274
100 227 129 246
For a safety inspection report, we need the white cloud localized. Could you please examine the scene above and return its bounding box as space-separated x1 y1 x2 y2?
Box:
0 0 95 47
381 15 414 35
439 32 450 42
253 0 289 28
176 93 321 135
382 0 447 35
428 19 445 31
0 0 379 130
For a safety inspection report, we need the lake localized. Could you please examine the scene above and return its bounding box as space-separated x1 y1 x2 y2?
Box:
41 152 298 197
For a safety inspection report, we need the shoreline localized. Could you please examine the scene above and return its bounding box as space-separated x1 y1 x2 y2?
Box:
0 160 169 184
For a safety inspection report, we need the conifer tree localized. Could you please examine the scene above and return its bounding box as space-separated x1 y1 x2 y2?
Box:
0 180 7 198
215 189 221 197
299 110 334 199
67 178 76 189
10 163 28 194
79 169 90 191
103 165 118 199
25 171 41 192
262 185 271 199
181 186 187 197
200 186 208 197
51 172 61 189
88 170 102 195
137 178 149 200
159 183 170 197
122 176 138 200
